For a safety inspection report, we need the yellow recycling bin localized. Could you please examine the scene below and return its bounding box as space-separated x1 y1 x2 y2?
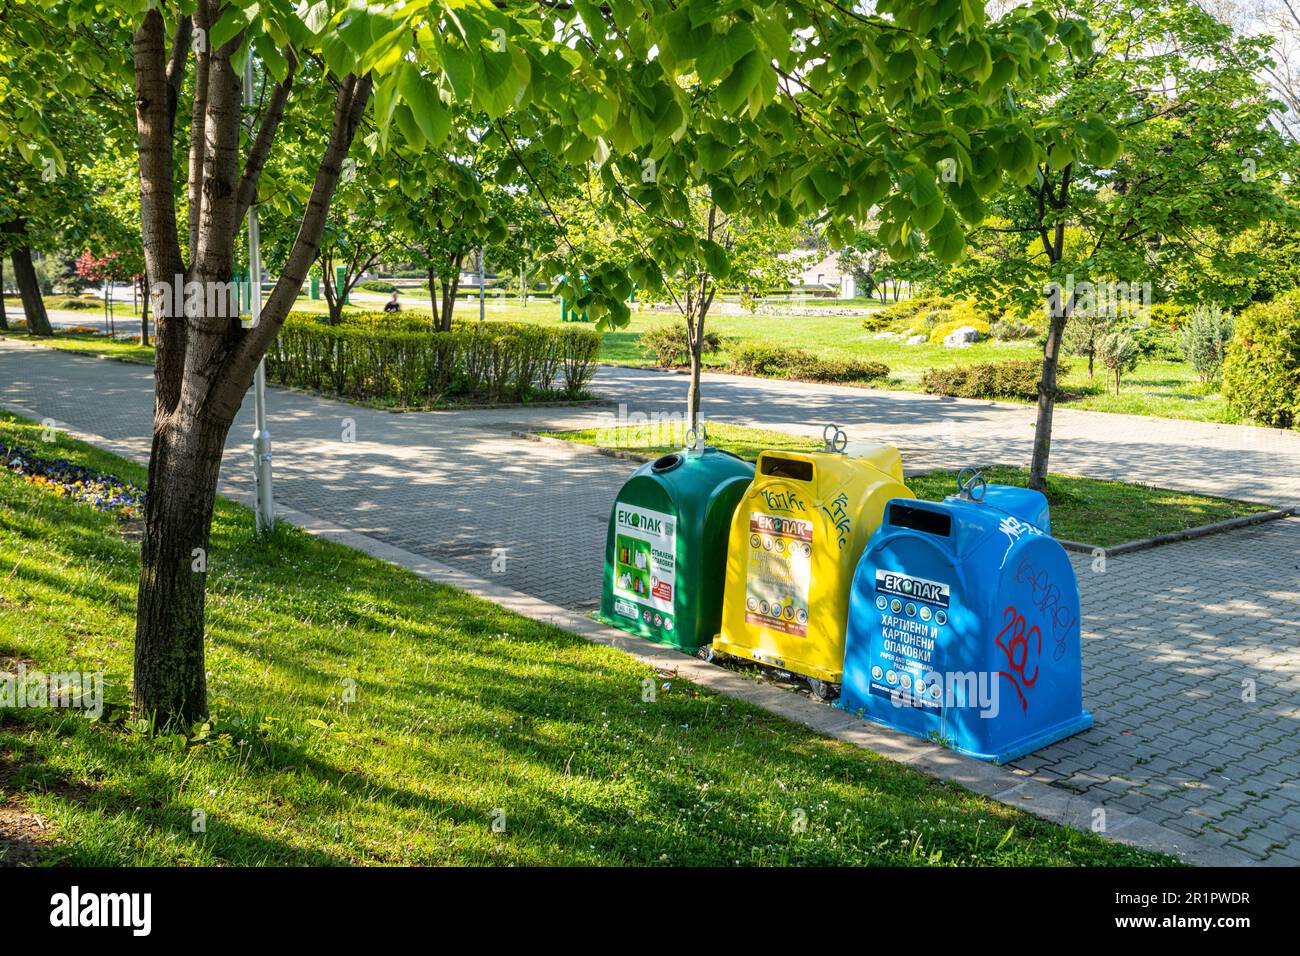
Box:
711 427 913 697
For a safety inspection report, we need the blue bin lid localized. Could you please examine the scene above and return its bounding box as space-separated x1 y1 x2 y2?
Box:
957 484 1051 533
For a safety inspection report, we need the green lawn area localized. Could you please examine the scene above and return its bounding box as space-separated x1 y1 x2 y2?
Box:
0 330 156 364
0 411 1170 866
535 422 1270 548
908 466 1270 547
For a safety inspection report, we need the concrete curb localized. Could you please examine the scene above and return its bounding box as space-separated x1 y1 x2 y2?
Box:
1057 508 1294 556
1 401 1259 867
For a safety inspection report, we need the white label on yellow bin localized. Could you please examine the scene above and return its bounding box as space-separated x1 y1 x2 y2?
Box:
744 512 812 636
612 503 676 622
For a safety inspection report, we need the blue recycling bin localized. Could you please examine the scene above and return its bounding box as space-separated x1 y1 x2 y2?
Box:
837 480 1092 763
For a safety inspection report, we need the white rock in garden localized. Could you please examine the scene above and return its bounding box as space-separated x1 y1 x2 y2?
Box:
872 331 898 339
905 334 927 345
942 325 983 347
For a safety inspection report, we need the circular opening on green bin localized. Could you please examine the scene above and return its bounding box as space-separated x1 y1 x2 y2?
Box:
651 453 683 473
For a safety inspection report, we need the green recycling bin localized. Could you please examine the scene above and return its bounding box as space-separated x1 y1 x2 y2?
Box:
601 435 754 652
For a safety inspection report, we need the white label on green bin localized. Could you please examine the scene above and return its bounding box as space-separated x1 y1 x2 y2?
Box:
612 503 676 628
744 512 813 637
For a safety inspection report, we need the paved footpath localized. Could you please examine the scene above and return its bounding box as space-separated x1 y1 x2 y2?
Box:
1 339 1298 863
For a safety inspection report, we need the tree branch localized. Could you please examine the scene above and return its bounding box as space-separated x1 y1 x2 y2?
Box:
234 52 297 224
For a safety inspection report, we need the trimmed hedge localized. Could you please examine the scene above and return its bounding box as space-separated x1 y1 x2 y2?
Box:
1223 291 1300 428
731 342 889 383
921 358 1069 401
266 312 601 405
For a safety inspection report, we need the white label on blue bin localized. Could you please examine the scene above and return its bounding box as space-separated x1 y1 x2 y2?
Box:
875 570 949 608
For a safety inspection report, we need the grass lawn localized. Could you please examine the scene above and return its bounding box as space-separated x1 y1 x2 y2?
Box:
0 411 1170 866
1 330 156 364
534 422 1270 548
907 466 1270 547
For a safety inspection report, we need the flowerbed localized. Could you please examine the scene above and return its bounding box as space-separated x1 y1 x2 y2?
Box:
1 443 145 519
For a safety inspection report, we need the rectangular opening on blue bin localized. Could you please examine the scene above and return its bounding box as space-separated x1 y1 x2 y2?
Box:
888 502 951 537
760 456 812 482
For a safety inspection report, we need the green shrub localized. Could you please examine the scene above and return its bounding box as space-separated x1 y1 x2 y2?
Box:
989 318 1038 341
731 342 888 383
45 295 100 310
1179 305 1234 384
1097 329 1140 392
267 312 601 405
1129 323 1181 362
1222 291 1300 428
1148 303 1189 328
867 295 954 331
928 316 990 345
640 322 723 367
921 358 1069 401
357 279 397 293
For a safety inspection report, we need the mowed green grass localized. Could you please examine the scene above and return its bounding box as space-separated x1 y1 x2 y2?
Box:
907 466 1270 547
0 330 156 364
536 423 1269 548
0 412 1172 866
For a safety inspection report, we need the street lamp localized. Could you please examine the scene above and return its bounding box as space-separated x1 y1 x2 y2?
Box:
245 55 274 534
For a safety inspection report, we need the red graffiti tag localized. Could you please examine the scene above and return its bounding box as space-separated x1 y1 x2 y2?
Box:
995 604 1041 712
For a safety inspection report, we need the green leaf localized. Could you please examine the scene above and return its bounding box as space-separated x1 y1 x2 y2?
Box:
397 64 451 147
717 50 763 115
701 239 730 280
928 208 966 263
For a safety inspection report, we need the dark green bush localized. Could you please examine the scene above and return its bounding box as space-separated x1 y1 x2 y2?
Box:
1223 291 1300 428
921 359 1069 401
641 322 723 366
1179 305 1234 384
865 295 954 330
267 312 600 405
731 342 889 383
989 318 1038 341
46 296 100 310
357 279 397 293
1130 323 1181 362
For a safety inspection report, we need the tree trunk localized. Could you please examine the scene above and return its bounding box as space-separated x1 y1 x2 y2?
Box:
687 310 703 431
129 7 371 725
434 254 444 329
140 276 151 346
438 254 462 332
0 258 7 331
8 240 53 336
134 411 232 726
1028 297 1070 492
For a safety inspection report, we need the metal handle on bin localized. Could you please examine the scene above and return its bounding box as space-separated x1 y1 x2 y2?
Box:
822 423 848 454
685 424 707 454
957 466 988 502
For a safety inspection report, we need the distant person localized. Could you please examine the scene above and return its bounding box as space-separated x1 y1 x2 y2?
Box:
383 291 401 313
